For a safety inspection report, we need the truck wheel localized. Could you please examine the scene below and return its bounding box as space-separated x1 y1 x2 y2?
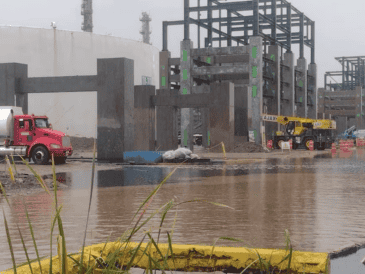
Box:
305 139 314 150
275 137 285 149
32 146 49 165
54 157 67 164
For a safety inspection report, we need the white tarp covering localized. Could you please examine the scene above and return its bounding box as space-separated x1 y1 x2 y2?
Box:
162 148 199 161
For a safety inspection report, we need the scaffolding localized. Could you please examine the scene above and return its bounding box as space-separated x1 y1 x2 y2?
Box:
162 0 315 63
81 0 93 32
140 12 152 45
325 56 365 91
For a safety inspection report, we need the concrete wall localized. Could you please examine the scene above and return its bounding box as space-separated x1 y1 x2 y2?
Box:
0 26 160 138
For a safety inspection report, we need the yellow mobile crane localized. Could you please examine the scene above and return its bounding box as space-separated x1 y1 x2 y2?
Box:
262 115 336 150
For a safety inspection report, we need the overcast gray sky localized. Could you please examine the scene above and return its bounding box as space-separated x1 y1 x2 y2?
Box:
1 0 364 87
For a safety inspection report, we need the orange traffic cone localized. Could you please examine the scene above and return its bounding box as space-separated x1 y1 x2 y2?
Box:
331 143 336 154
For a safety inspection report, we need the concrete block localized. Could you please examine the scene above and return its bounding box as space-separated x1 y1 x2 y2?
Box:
234 86 248 138
134 85 156 151
156 89 178 151
97 58 133 161
0 63 28 113
209 82 235 152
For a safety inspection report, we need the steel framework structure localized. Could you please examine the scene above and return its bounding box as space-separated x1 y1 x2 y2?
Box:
325 56 365 91
81 0 93 32
140 12 152 44
162 0 315 63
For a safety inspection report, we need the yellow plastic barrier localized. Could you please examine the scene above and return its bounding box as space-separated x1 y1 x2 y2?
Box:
1 242 330 274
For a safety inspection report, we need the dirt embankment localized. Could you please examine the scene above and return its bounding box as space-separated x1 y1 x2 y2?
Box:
207 140 266 153
0 173 71 194
70 136 96 151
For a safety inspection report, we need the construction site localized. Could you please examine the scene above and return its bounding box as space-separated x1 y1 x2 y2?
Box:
2 0 365 273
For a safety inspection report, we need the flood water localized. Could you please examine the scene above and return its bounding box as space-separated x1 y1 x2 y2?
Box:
2 150 365 272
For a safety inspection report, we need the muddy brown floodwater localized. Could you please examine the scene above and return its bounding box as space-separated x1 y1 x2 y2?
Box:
1 150 365 272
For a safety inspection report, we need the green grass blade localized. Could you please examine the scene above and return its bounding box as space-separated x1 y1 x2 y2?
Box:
79 140 97 273
175 198 234 210
3 208 17 274
125 234 146 270
5 156 16 183
16 224 33 274
166 232 176 270
239 258 259 274
51 155 58 210
0 181 10 207
49 206 63 274
24 203 43 274
131 166 179 224
146 232 168 270
20 156 50 195
10 155 18 177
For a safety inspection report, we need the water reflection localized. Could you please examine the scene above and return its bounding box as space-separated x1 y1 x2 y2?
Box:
2 151 365 272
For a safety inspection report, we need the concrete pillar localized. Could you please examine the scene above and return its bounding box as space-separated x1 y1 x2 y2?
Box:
317 88 325 118
234 85 248 142
336 116 347 135
160 51 171 90
134 85 156 151
156 89 178 151
210 82 235 151
180 39 194 150
355 86 363 129
14 64 28 114
307 63 317 119
248 36 263 145
97 58 134 161
282 52 295 117
267 45 281 139
192 84 210 148
295 58 307 117
0 63 28 113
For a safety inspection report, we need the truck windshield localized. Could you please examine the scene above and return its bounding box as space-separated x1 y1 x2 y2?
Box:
35 119 49 128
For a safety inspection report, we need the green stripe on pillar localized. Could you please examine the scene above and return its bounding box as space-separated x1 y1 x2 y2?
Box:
184 129 188 146
183 50 188 62
207 57 211 64
208 131 210 146
183 69 188 80
161 76 166 87
183 88 188 95
254 130 257 139
252 66 258 78
252 86 257 98
252 46 257 59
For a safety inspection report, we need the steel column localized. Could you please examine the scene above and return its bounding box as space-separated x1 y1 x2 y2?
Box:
184 0 190 40
311 21 315 64
271 0 277 45
299 13 304 58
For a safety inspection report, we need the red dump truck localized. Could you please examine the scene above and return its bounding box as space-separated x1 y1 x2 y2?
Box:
0 106 72 164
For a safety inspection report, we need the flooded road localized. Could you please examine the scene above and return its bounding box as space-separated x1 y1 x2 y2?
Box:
1 151 365 271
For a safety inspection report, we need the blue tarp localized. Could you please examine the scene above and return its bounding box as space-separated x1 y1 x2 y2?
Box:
123 151 166 164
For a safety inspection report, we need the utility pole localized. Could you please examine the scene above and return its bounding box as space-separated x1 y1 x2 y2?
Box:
140 12 152 44
81 0 93 32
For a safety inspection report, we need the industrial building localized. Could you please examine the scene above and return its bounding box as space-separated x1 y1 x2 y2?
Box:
0 26 159 138
318 56 365 134
157 0 317 150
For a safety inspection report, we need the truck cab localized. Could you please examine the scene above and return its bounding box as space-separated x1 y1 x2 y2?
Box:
12 114 73 164
0 106 72 164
